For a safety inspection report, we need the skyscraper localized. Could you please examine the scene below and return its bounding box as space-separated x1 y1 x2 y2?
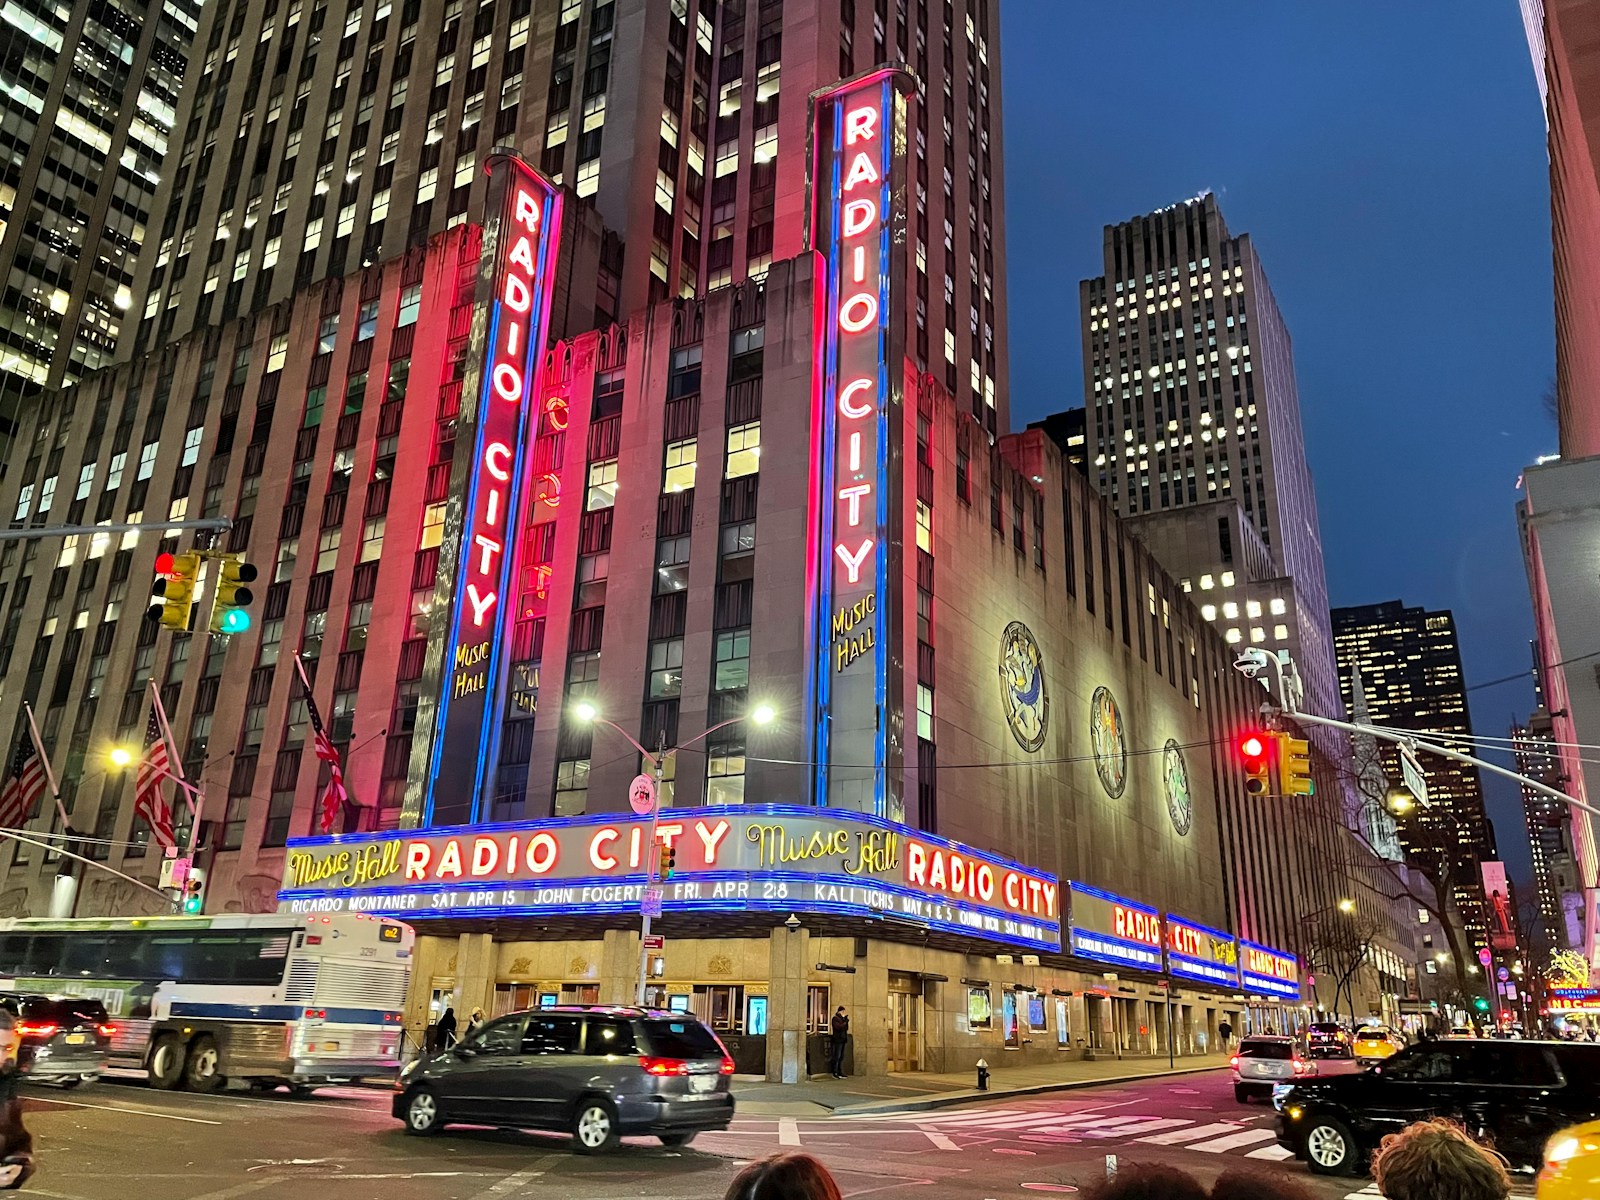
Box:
0 0 200 448
124 0 1009 435
1077 194 1343 791
1513 711 1581 951
1331 600 1496 950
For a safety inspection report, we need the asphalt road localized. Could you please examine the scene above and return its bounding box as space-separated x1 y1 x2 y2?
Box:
3 1069 1534 1200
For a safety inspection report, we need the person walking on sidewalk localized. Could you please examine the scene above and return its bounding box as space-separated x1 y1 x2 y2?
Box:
829 1006 849 1078
1217 1019 1232 1048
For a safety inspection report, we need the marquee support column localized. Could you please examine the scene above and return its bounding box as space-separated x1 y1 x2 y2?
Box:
766 924 811 1083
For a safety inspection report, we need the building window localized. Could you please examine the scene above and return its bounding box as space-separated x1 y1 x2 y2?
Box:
554 758 589 815
261 789 295 847
420 502 447 548
916 501 932 553
575 551 608 608
667 345 702 399
655 535 690 594
318 314 339 353
725 422 760 478
586 459 619 509
647 638 684 698
705 742 745 805
397 283 422 327
1269 597 1287 615
360 517 385 561
917 684 934 741
1273 623 1289 641
566 650 601 699
663 438 697 493
267 334 289 372
714 628 750 691
719 520 755 582
357 299 380 340
317 529 341 572
181 427 203 467
303 385 327 428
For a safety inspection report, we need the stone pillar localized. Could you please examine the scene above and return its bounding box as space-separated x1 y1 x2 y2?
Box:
600 928 638 1004
766 924 810 1082
853 940 889 1077
453 932 497 1019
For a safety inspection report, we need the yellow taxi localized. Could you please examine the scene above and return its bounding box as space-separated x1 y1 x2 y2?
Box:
1539 1120 1600 1199
1351 1025 1406 1060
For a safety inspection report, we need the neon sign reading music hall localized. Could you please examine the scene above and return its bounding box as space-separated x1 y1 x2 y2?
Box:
807 66 915 818
422 156 562 827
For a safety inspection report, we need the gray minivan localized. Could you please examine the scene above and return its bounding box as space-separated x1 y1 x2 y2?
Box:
393 1005 736 1152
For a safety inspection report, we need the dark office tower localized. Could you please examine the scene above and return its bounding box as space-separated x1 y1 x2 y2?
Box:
0 0 200 449
125 0 1009 433
1331 600 1497 949
1514 712 1581 951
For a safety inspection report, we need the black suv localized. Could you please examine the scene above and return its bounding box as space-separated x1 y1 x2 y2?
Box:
0 993 112 1087
1276 1038 1600 1174
393 1005 735 1153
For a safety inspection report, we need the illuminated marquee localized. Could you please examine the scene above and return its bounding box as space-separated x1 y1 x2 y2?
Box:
415 155 562 827
1067 882 1162 971
1240 940 1300 1000
1164 914 1240 988
277 805 1062 953
806 66 915 818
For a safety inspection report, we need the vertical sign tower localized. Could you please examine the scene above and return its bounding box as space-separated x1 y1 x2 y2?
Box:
805 67 915 818
405 155 562 828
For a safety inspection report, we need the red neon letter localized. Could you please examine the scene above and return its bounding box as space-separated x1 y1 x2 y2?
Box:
1004 872 1021 910
473 533 502 575
695 819 730 865
507 234 536 273
504 273 532 313
834 539 874 583
906 841 927 885
405 842 431 881
484 441 511 481
839 378 874 418
842 151 880 191
845 106 878 144
842 199 877 238
437 839 463 879
465 583 496 626
493 362 523 403
839 292 878 333
512 188 541 233
838 483 872 527
470 837 500 876
589 828 619 871
525 832 559 874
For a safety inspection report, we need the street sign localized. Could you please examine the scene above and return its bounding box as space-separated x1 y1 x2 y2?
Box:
158 855 191 890
1478 947 1493 967
642 886 664 918
642 934 665 951
1400 749 1429 807
1497 967 1510 982
629 774 658 816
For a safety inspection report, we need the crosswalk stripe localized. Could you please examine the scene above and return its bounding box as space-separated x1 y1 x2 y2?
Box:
1187 1128 1281 1153
1136 1121 1242 1145
923 1131 960 1151
1244 1144 1294 1160
1074 1118 1197 1139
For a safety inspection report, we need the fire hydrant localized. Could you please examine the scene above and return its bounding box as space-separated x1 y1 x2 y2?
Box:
976 1058 990 1091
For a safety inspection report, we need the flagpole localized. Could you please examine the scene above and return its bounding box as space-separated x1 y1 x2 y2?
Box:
21 704 68 830
148 681 201 858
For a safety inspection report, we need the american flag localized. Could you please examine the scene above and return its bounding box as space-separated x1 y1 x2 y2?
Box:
0 740 46 829
302 671 348 834
134 709 177 850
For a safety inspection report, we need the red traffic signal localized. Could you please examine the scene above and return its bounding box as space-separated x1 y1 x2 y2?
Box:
154 552 176 576
1240 732 1273 795
1240 734 1266 759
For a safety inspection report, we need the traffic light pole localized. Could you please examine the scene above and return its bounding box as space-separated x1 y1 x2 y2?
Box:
635 732 668 1008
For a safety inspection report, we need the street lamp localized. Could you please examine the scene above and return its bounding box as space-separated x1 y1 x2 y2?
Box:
1337 898 1355 914
572 700 777 1004
108 747 134 769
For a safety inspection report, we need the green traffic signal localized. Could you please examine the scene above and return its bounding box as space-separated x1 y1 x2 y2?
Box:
182 893 203 914
219 609 251 634
1472 996 1490 1013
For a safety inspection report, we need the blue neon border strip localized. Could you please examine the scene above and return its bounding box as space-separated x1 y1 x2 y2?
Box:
1068 880 1158 916
1239 938 1300 999
1168 955 1240 987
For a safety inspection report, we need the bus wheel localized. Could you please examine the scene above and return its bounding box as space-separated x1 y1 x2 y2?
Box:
148 1035 184 1090
184 1035 223 1093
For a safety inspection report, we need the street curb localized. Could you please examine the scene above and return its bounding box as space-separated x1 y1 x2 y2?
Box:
825 1063 1228 1116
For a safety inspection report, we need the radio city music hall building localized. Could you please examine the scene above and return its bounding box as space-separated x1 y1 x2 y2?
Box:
0 72 1369 1079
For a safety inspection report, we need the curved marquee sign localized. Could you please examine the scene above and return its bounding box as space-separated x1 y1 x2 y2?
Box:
277 805 1061 953
1067 882 1162 971
1165 914 1239 988
1240 940 1301 1000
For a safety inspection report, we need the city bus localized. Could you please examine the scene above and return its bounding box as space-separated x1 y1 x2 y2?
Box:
0 912 413 1092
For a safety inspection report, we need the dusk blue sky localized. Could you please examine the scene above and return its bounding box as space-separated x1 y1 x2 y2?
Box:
998 1 1552 880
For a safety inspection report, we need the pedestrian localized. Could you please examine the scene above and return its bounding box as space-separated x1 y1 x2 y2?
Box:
465 1006 486 1039
724 1152 843 1200
1217 1018 1232 1047
1208 1168 1318 1200
828 1006 849 1078
435 1005 457 1049
1081 1163 1207 1200
1371 1118 1511 1200
0 1006 34 1190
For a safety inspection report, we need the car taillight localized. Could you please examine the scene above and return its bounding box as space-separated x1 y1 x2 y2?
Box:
719 1056 735 1075
96 1023 116 1038
16 1023 57 1040
1230 1055 1239 1068
639 1055 690 1076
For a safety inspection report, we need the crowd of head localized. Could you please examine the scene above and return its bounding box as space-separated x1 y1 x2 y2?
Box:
721 1118 1516 1200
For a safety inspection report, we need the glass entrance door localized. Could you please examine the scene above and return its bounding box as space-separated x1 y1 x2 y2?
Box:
887 989 922 1072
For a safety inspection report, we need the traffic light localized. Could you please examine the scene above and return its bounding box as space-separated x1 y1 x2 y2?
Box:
1239 733 1272 795
181 867 206 914
1276 734 1314 797
657 841 676 881
1472 996 1490 1014
151 552 201 631
208 555 258 634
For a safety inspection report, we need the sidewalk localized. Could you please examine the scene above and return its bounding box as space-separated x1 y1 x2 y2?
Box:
731 1052 1231 1117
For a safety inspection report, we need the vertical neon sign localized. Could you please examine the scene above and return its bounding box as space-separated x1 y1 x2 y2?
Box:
806 67 914 817
411 155 562 828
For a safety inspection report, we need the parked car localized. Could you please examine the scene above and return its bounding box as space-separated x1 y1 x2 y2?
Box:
0 993 112 1087
393 1005 735 1152
1449 1023 1479 1038
1351 1026 1406 1061
1276 1038 1600 1175
1539 1118 1600 1199
1231 1035 1312 1102
1306 1022 1349 1049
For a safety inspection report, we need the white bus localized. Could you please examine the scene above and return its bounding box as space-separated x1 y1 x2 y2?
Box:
0 912 414 1093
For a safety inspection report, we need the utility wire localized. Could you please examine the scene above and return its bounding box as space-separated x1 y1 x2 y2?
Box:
1463 649 1600 694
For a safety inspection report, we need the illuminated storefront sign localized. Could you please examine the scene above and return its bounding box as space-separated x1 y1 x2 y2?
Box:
806 67 915 818
1547 988 1600 1012
1067 882 1162 971
1240 940 1300 1000
277 805 1061 952
1165 914 1239 988
415 155 561 827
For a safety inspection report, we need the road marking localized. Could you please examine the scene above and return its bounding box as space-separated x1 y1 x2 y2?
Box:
1073 1118 1195 1139
779 1116 801 1145
26 1096 222 1124
1245 1144 1294 1161
1187 1128 1280 1153
468 1156 561 1200
923 1130 960 1151
189 1181 282 1200
1137 1121 1240 1145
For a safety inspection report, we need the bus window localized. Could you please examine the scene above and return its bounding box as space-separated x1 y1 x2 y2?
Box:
61 937 112 978
147 937 195 981
27 935 65 976
0 937 30 975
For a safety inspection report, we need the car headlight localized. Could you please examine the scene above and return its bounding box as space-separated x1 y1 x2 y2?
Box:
1546 1135 1581 1164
